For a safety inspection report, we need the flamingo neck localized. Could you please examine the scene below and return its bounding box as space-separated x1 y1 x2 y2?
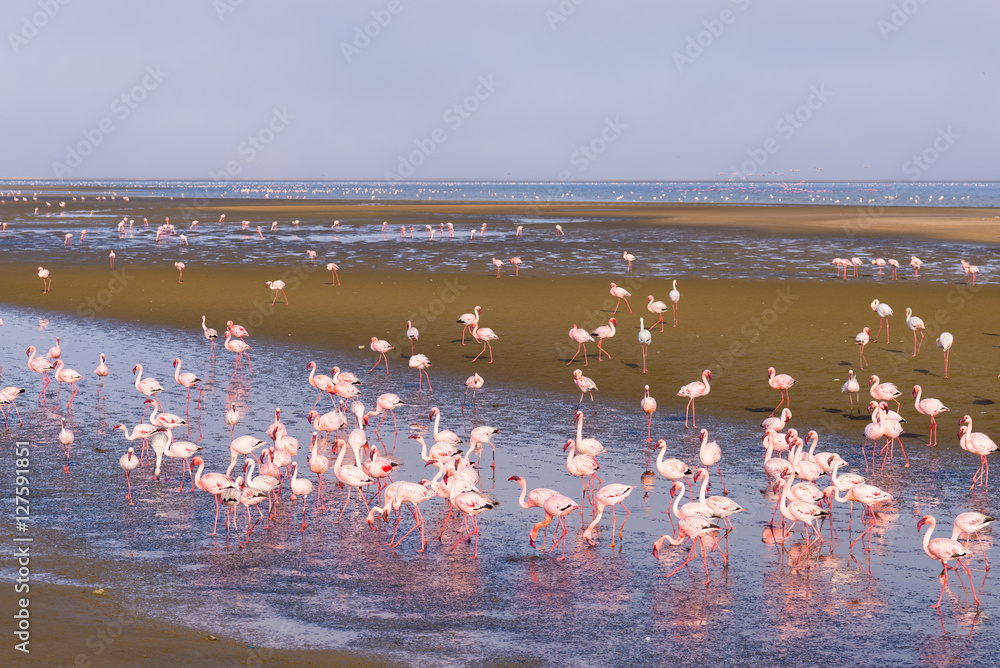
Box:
515 479 528 508
697 472 709 504
671 484 685 519
921 517 936 557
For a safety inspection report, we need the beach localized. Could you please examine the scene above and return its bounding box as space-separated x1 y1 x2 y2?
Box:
2 192 999 666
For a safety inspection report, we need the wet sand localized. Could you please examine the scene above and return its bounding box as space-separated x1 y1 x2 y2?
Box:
0 263 997 444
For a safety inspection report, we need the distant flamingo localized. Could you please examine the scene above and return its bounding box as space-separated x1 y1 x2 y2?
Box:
699 428 727 494
406 321 419 355
918 515 979 609
58 418 74 468
326 262 341 285
870 299 893 343
470 323 498 363
201 316 218 356
640 385 656 443
119 448 139 505
591 318 616 361
842 370 860 413
47 337 61 359
910 255 923 279
37 267 51 292
623 251 635 273
457 305 482 345
638 318 651 373
223 331 252 373
609 283 632 314
959 416 998 490
368 337 393 374
462 373 483 411
856 327 870 369
174 261 185 282
53 360 84 408
409 354 433 391
887 258 900 280
646 295 668 332
573 369 598 411
224 403 240 436
677 369 711 429
668 280 680 327
767 367 796 415
938 332 953 379
584 484 635 547
289 462 314 530
113 422 159 466
555 224 564 235
109 251 116 269
492 257 503 278
173 357 202 411
913 385 948 447
871 257 886 278
567 324 595 366
265 280 288 305
509 257 522 276
905 307 925 356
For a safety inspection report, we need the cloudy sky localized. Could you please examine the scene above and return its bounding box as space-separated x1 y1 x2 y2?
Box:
1 1 995 181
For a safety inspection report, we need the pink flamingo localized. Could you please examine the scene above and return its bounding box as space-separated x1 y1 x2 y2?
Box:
938 332 953 379
952 512 995 571
201 316 218 357
457 305 482 345
409 354 433 391
537 494 581 559
913 385 948 447
470 323 498 363
509 474 560 549
767 367 795 415
119 448 139 505
93 353 109 394
224 403 240 437
834 481 893 551
364 393 405 433
640 385 656 443
326 262 341 285
367 481 437 551
448 484 495 559
308 435 330 510
26 347 55 401
910 255 922 279
905 308 925 356
265 280 288 305
591 318 616 361
958 416 997 490
564 439 601 514
53 360 84 409
462 373 484 412
775 477 828 547
668 280 680 327
47 337 61 359
584 483 635 547
333 437 376 522
856 327 870 369
567 324 595 366
677 369 711 429
306 361 334 409
226 321 249 340
653 515 723 584
491 257 503 278
37 267 51 292
646 296 668 332
109 251 116 269
572 369 598 411
699 428 727 494
406 321 419 355
173 357 202 411
609 283 632 314
870 299 893 343
226 435 265 478
369 337 393 374
509 257 522 276
223 331 252 373
289 463 314 530
638 318 651 374
113 422 159 465
842 371 860 413
623 251 635 273
871 257 886 278
868 375 901 411
572 410 605 457
132 363 164 411
192 456 236 536
174 261 185 282
761 407 792 432
0 387 26 428
918 515 979 609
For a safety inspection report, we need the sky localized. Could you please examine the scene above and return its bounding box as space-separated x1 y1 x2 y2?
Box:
1 0 996 182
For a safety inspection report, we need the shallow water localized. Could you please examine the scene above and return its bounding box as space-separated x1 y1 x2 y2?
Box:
0 300 997 667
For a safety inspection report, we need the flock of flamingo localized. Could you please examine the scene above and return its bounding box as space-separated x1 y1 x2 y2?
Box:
0 203 996 614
